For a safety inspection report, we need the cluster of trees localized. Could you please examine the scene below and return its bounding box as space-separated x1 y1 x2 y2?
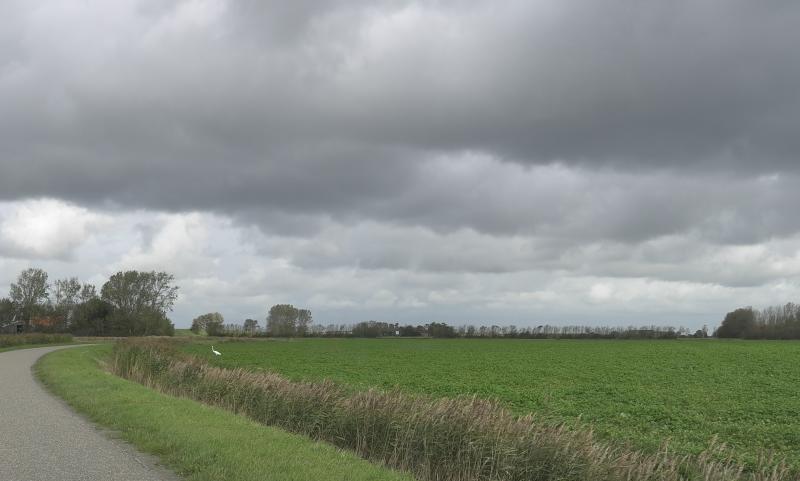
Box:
190 312 225 336
267 304 313 337
0 268 177 336
190 313 266 336
717 303 800 339
345 321 458 338
192 304 311 337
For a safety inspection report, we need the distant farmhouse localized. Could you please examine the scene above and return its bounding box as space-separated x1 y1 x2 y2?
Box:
0 318 24 334
29 316 61 331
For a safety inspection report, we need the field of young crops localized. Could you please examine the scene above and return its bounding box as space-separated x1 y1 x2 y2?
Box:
183 339 800 466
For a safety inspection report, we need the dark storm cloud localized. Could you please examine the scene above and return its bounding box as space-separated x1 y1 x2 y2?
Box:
1 0 800 244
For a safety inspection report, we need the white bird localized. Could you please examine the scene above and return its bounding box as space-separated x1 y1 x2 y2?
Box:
211 345 222 356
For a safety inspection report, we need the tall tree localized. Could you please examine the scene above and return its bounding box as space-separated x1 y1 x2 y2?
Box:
0 298 15 329
190 316 204 334
101 271 178 336
191 312 224 335
79 283 98 303
243 318 259 334
9 268 50 327
71 298 114 336
267 304 299 337
101 271 178 316
53 277 81 328
716 307 756 338
296 309 312 337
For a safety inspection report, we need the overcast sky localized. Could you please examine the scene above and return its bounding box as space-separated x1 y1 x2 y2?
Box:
2 0 799 329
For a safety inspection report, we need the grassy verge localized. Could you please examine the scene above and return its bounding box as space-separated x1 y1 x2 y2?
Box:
175 329 204 337
112 339 795 481
0 333 73 350
0 342 75 354
0 343 71 352
0 333 76 353
35 345 414 481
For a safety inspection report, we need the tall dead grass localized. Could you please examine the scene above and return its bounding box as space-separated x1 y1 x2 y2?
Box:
109 339 797 481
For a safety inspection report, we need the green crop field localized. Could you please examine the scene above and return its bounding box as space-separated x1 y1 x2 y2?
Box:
183 338 800 466
175 328 203 337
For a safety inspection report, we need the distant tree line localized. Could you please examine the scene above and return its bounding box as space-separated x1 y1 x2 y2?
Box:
0 268 177 336
716 303 800 339
201 308 696 340
328 323 686 339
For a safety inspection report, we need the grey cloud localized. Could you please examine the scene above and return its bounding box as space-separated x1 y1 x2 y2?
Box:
2 0 799 174
2 0 800 296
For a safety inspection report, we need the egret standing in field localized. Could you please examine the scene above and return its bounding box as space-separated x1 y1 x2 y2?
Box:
211 345 221 356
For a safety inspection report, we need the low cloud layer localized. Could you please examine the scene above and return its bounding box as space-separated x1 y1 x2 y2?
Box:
2 1 800 328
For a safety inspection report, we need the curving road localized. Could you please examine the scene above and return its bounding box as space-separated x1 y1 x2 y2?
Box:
0 346 179 481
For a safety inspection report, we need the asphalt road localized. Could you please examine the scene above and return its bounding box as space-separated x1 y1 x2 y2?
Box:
0 346 179 481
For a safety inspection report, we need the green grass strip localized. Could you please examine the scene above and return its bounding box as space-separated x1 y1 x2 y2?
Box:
35 345 414 481
174 329 204 337
1 333 74 350
0 342 74 354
